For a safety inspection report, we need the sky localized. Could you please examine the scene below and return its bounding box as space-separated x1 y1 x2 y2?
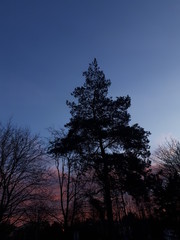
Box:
0 0 180 151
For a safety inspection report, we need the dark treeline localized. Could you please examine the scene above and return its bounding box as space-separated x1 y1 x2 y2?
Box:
0 59 179 240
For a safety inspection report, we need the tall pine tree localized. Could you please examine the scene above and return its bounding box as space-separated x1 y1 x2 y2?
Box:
54 59 151 226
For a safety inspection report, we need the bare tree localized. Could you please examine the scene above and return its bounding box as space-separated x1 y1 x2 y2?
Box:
48 129 85 230
0 121 48 224
154 138 180 176
152 138 180 226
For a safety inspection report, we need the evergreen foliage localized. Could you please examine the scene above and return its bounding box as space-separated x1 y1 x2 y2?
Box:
51 59 151 227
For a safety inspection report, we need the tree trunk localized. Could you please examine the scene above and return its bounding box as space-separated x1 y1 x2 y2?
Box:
103 162 113 224
99 138 113 225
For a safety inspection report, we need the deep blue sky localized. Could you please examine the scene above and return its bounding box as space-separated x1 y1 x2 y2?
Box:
0 0 180 150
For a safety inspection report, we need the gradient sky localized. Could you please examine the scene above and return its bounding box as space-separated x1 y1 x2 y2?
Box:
0 0 180 151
